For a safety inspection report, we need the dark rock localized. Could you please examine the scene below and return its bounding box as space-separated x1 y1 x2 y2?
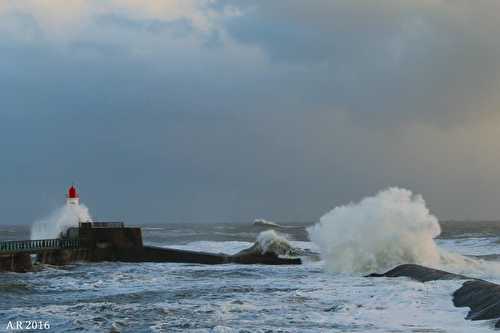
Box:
369 264 500 328
230 244 301 265
453 280 500 322
366 264 469 282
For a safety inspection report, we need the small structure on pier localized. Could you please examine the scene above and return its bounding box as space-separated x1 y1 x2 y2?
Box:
64 221 142 250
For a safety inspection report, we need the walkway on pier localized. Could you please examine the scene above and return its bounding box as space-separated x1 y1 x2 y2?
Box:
0 239 80 254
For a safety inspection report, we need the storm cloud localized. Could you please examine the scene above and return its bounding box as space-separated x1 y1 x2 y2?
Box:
1 1 500 224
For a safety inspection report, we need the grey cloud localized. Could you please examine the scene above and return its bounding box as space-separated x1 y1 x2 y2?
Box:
1 1 500 224
95 14 194 37
218 1 500 124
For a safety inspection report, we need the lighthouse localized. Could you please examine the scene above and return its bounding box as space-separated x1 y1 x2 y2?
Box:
67 185 80 205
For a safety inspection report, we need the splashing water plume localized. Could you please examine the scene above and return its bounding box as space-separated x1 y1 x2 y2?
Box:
307 188 442 273
31 204 92 240
308 187 500 277
256 230 295 256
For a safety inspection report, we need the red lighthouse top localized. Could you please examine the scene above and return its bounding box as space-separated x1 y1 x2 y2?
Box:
68 185 79 199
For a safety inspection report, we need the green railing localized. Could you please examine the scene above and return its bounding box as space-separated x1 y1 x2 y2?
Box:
0 239 80 254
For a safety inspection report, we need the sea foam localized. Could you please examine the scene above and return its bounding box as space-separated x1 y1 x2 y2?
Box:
308 187 442 273
308 187 500 278
31 204 92 240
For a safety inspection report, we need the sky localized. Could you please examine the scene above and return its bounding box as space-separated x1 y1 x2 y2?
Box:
2 0 500 224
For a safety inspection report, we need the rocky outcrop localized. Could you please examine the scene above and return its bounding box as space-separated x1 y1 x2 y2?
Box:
367 264 469 282
368 264 500 328
454 280 500 328
230 244 301 265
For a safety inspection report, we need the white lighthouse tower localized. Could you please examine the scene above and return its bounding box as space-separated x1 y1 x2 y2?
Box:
67 185 80 206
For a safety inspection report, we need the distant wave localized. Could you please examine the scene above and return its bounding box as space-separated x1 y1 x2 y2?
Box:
253 219 303 230
253 219 282 228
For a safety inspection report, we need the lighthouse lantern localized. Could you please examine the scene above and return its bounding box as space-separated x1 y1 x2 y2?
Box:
67 185 80 205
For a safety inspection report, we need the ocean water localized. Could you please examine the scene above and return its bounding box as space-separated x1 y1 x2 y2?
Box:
1 221 500 332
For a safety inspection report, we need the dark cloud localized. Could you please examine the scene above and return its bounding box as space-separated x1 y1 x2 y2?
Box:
220 1 500 124
1 1 500 224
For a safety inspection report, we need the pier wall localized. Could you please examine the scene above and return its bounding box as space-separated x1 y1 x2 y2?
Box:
5 226 301 269
78 226 143 249
0 253 32 272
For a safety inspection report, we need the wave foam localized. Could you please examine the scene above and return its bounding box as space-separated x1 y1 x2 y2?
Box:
308 187 500 278
31 204 92 240
256 230 294 256
253 219 282 228
307 188 441 272
308 188 442 273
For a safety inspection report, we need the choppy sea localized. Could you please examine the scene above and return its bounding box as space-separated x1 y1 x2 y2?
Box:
1 221 500 332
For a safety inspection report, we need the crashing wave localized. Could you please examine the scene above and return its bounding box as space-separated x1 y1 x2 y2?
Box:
256 230 299 256
308 187 500 277
308 187 441 273
234 230 316 259
31 204 92 240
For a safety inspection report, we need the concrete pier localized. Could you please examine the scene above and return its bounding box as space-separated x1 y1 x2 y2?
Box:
0 253 32 272
0 222 301 272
